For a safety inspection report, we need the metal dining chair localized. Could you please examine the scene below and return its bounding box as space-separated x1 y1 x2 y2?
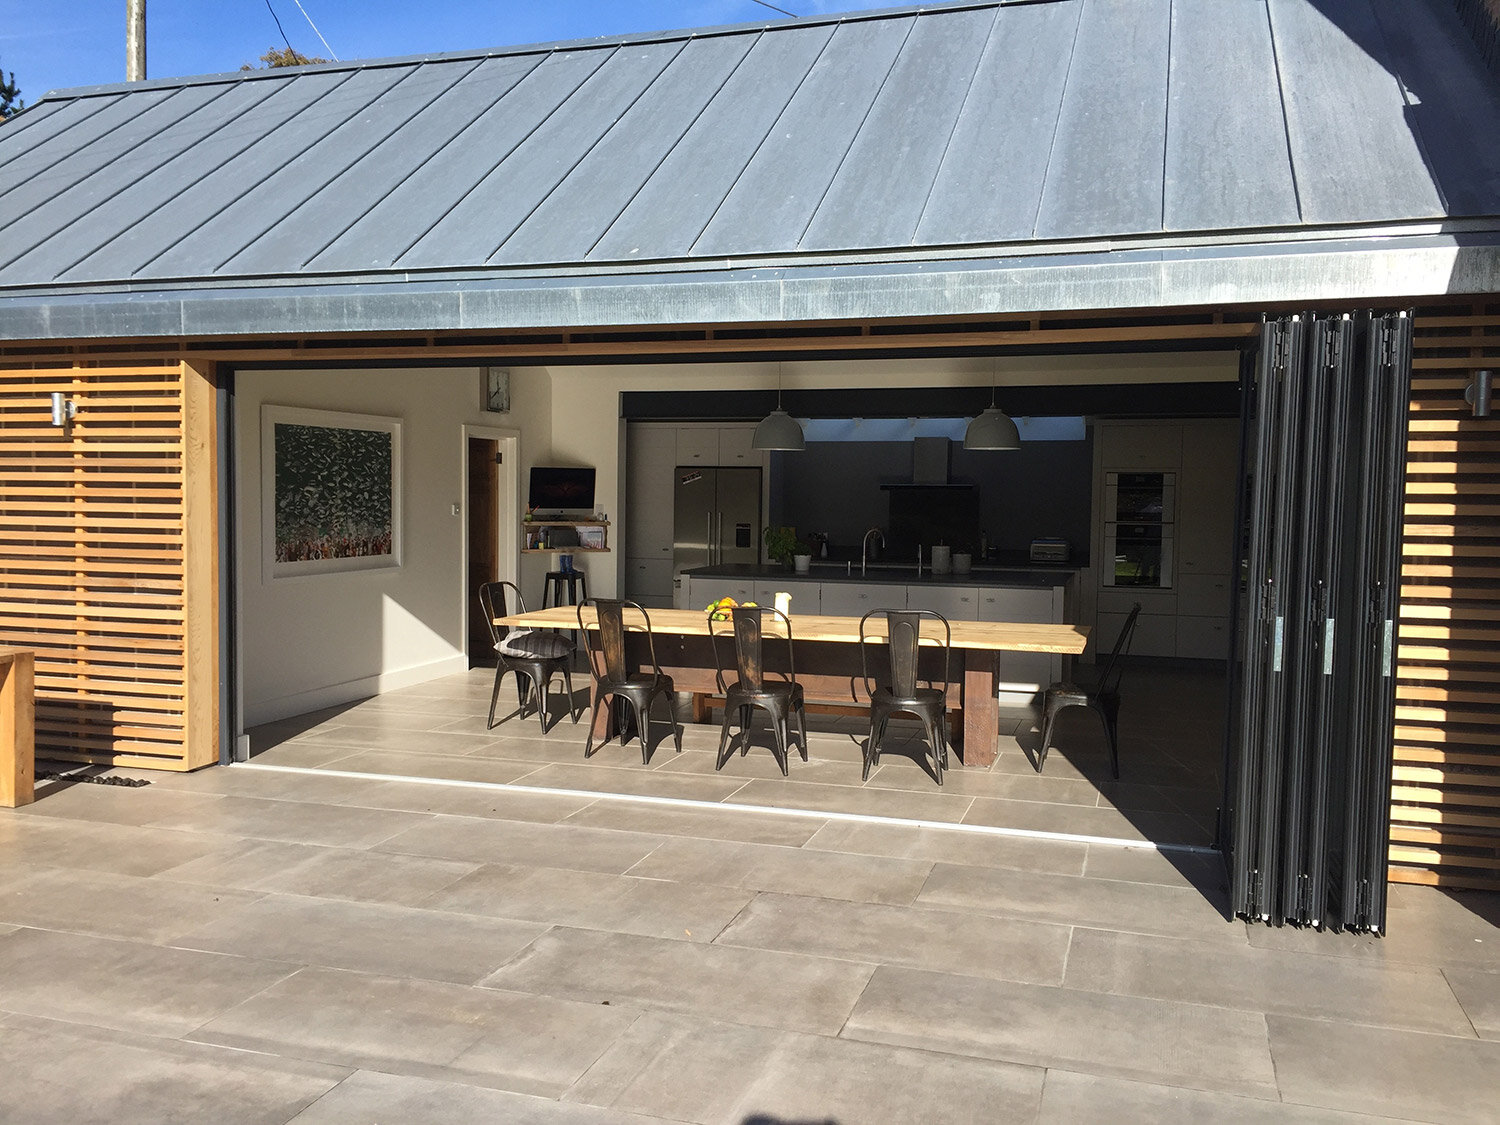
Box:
577 597 682 763
858 608 953 786
477 581 579 734
1036 602 1141 778
708 604 807 776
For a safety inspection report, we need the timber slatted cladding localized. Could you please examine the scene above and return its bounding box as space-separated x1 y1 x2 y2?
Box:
1393 304 1500 889
0 361 217 771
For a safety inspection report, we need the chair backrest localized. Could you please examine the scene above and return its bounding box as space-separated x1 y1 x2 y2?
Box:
1096 602 1142 695
477 581 525 647
579 597 660 684
859 608 951 699
708 605 794 693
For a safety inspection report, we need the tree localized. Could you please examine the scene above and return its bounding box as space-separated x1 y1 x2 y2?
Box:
0 63 22 122
241 46 330 71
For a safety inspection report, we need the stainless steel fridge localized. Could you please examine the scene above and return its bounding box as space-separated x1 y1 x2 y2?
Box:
673 467 762 580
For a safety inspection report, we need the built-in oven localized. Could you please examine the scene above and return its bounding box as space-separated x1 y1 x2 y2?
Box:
1104 471 1175 587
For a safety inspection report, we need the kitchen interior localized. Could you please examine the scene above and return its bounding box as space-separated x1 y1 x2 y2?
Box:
618 394 1242 843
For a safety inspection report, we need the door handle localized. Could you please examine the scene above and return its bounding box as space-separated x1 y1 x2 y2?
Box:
706 513 713 567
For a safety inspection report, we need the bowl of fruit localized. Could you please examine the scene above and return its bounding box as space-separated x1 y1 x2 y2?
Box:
705 596 756 620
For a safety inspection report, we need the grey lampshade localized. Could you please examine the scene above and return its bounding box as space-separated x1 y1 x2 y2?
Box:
963 406 1021 450
751 408 805 451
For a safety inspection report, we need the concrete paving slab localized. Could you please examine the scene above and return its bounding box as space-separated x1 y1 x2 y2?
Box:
1036 1068 1429 1124
718 891 1071 985
1268 1014 1500 1123
0 813 234 878
172 893 550 985
845 964 1279 1099
1064 928 1478 1035
482 926 874 1036
727 777 973 822
374 813 667 875
559 799 824 847
918 860 1244 943
0 1016 348 1125
423 862 753 941
190 965 638 1099
286 1069 666 1124
0 866 264 943
801 818 1088 875
0 927 297 1038
158 838 480 907
334 778 601 822
625 835 932 905
1443 967 1500 1039
137 792 434 849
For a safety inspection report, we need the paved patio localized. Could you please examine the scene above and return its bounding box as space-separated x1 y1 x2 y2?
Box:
1 669 1497 1123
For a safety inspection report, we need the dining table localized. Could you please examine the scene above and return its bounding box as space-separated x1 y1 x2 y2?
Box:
495 605 1089 767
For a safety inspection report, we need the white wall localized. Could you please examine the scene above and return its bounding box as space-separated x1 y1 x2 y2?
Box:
235 366 529 726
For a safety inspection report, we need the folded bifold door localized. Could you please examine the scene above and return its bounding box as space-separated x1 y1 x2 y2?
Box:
1224 311 1411 934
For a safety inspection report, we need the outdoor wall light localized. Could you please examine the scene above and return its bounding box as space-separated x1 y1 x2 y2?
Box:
1466 369 1492 418
50 392 78 428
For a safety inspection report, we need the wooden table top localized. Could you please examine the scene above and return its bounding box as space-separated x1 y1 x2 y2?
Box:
498 606 1088 655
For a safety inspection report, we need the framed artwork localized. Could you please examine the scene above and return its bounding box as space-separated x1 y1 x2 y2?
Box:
577 525 606 550
262 406 402 578
483 367 511 413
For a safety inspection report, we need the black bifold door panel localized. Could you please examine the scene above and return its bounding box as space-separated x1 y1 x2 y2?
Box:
1222 312 1411 933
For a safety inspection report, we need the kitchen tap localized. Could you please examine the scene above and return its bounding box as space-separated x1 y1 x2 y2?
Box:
861 527 885 576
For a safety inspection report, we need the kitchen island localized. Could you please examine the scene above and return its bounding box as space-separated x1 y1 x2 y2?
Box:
681 562 1082 707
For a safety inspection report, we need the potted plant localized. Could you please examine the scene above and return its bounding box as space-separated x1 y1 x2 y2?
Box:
763 525 800 568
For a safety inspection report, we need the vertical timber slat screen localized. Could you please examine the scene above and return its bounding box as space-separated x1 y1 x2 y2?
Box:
0 362 215 771
1395 304 1500 889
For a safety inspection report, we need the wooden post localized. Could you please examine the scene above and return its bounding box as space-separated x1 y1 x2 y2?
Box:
181 361 221 768
0 647 36 807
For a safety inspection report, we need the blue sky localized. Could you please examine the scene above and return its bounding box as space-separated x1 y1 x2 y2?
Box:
1 0 880 105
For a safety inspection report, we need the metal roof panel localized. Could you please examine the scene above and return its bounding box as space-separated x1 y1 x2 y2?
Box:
586 23 835 262
1268 0 1446 224
915 0 1082 245
398 41 684 269
1164 0 1301 231
800 6 998 251
692 16 917 257
1035 0 1172 239
1369 0 1500 216
494 34 757 265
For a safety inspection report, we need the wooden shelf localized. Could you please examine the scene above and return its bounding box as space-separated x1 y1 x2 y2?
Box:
522 519 610 552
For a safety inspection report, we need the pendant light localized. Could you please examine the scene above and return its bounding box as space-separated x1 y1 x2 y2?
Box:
963 361 1020 450
752 362 805 451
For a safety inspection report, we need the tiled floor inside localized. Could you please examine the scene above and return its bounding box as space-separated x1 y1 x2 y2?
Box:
244 660 1228 849
3 664 1497 1123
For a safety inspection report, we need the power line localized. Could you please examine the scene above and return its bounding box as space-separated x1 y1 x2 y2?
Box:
263 0 296 56
749 0 799 17
291 0 340 61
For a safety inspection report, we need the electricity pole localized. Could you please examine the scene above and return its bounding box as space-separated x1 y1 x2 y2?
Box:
126 0 146 82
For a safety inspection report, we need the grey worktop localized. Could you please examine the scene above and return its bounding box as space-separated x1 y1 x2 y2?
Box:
682 562 1079 589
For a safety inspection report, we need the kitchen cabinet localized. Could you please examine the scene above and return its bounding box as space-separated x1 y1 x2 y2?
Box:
817 582 908 618
1091 419 1238 660
753 579 821 615
906 585 981 619
625 424 678 560
625 558 674 608
979 585 1067 705
675 425 759 466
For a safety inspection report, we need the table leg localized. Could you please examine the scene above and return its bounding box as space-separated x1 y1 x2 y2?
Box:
691 692 712 724
960 648 1000 768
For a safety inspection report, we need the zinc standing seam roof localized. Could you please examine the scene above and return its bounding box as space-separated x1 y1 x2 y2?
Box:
2 0 1500 339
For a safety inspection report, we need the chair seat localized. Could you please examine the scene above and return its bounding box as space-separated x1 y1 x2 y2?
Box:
496 629 574 660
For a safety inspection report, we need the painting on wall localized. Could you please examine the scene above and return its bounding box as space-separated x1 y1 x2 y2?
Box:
262 406 402 577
